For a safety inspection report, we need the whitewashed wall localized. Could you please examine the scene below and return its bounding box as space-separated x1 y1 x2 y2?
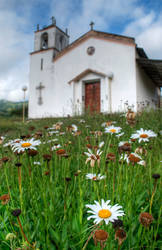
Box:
53 37 136 116
136 63 158 110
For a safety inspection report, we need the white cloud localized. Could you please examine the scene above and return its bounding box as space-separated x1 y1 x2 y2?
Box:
123 11 162 59
50 0 140 40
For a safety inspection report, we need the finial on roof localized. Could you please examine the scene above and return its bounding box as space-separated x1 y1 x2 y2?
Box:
37 24 39 31
51 16 56 25
90 21 94 30
65 28 68 35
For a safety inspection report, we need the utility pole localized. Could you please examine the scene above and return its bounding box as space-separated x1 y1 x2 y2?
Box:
22 86 27 123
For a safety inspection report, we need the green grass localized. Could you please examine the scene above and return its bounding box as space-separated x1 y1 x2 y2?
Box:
0 110 162 249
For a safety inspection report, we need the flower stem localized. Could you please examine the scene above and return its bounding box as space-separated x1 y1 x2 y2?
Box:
149 180 157 213
17 216 33 248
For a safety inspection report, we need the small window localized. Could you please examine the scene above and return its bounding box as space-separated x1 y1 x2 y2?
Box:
41 58 43 70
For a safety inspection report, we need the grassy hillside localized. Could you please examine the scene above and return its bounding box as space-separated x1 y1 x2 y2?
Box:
0 99 28 117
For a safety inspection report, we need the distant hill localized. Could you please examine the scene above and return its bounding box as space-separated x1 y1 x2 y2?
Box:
0 99 28 117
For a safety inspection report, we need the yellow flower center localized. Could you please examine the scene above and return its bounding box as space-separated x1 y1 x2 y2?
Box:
110 129 116 133
98 209 112 219
140 134 148 138
21 142 32 148
92 176 97 180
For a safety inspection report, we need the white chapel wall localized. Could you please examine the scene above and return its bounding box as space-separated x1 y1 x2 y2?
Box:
136 63 158 110
28 50 56 118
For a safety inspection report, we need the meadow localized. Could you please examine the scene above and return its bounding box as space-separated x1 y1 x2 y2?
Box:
0 110 161 250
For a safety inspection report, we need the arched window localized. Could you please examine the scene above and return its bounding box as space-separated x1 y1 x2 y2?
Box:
60 36 64 50
41 32 48 49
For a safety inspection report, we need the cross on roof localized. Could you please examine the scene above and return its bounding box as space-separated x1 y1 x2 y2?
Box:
90 21 95 30
36 83 45 105
51 16 56 25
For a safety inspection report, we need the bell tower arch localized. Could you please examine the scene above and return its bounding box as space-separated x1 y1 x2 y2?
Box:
33 17 69 56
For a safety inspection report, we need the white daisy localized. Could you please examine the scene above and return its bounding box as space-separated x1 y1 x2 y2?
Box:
51 144 61 151
131 128 157 143
86 173 106 181
48 131 59 135
71 124 78 132
33 161 41 165
11 138 41 153
118 141 131 147
105 125 122 134
120 152 145 166
3 139 21 148
84 149 97 167
116 132 124 138
84 149 103 167
86 199 125 225
99 141 104 148
79 119 85 123
101 121 117 127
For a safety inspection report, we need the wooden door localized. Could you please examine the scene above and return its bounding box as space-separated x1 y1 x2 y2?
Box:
85 82 100 113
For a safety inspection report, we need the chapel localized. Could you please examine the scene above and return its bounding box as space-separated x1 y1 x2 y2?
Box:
28 18 162 118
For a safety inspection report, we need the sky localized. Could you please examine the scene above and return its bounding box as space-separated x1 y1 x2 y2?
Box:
0 0 162 102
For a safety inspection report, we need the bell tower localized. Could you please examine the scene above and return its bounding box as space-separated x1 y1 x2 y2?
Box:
33 17 69 57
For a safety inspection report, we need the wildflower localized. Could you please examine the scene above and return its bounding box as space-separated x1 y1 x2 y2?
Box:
27 149 38 157
43 154 52 161
48 130 59 136
0 136 5 144
118 141 131 153
126 109 136 126
128 153 145 166
65 177 72 182
33 161 41 165
86 173 106 181
44 125 49 129
112 219 123 229
5 233 16 240
152 173 160 179
66 124 78 132
73 130 81 136
51 144 61 151
34 131 43 138
12 138 41 153
139 212 154 228
85 150 97 167
53 122 63 130
93 229 108 248
102 121 116 127
135 146 147 156
28 126 35 131
0 194 10 205
79 119 85 123
115 229 127 246
12 209 21 217
99 141 104 148
105 125 122 134
44 171 50 175
0 156 10 163
120 153 145 166
106 153 116 162
131 128 157 143
56 149 66 155
116 132 124 138
86 199 125 225
15 162 22 167
3 139 20 148
94 131 103 137
84 149 102 167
